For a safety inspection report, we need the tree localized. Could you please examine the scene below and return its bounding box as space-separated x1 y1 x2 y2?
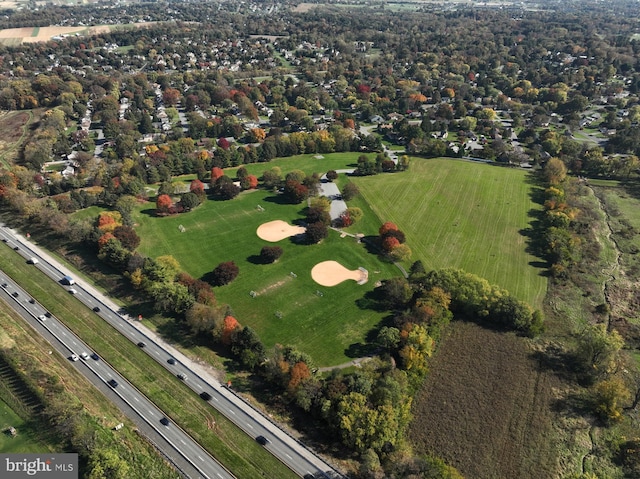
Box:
376 326 401 351
210 261 239 286
162 87 181 106
113 225 140 251
230 326 266 369
576 323 624 378
382 236 400 252
288 362 311 394
148 281 194 315
346 207 363 223
379 221 398 236
240 174 258 190
260 246 283 263
190 179 206 197
306 205 331 225
376 277 412 310
211 167 224 183
221 315 241 345
306 221 328 244
326 170 338 182
592 377 630 423
212 176 241 200
179 192 201 211
185 303 222 335
217 137 231 150
284 180 309 204
388 243 412 262
156 194 172 215
543 157 567 185
342 182 360 201
262 167 282 189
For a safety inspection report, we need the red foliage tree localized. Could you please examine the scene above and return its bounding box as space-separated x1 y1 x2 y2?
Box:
382 236 400 252
217 137 230 150
339 211 353 227
284 180 309 204
190 179 206 197
379 221 399 236
222 315 241 345
210 261 240 286
382 228 406 244
247 175 258 189
260 246 283 263
211 167 224 183
156 194 173 215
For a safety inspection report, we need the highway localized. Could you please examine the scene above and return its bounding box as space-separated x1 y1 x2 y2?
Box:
0 267 233 479
0 225 342 479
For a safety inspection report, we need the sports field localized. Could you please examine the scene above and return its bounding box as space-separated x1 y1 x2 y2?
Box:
134 188 398 366
352 158 547 308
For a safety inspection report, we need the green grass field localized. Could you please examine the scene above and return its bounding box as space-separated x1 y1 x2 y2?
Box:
134 188 398 366
351 158 547 308
0 400 48 453
227 152 363 178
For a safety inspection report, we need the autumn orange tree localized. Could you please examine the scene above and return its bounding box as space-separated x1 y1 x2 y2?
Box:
210 166 224 183
221 315 241 345
156 194 172 215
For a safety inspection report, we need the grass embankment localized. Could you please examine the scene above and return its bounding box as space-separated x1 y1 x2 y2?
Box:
352 157 548 308
0 297 176 477
0 243 299 479
134 185 398 366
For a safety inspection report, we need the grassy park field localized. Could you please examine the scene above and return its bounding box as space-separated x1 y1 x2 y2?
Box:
131 155 547 367
134 185 399 366
351 158 548 308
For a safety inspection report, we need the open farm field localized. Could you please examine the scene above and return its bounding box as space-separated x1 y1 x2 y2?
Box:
0 22 150 44
352 158 547 308
410 321 563 479
133 188 398 366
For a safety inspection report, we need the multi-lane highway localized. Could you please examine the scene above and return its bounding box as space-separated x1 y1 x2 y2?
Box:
0 266 234 479
0 225 342 479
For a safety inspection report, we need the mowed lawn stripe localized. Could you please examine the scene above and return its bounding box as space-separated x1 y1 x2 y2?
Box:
353 158 546 307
